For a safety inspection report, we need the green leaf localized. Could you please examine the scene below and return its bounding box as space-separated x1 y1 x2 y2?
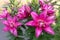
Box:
30 0 40 13
14 0 18 7
10 0 15 4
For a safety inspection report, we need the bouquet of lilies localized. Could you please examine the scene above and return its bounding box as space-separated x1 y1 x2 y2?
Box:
0 0 60 40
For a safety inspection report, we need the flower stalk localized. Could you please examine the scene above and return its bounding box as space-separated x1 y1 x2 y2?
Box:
20 26 29 40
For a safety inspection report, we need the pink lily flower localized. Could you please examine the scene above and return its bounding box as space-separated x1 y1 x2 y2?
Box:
0 9 10 19
16 5 31 19
26 11 55 38
39 0 55 16
3 16 22 36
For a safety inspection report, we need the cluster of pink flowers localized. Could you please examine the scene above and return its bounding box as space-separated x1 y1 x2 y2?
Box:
0 0 55 38
0 5 31 36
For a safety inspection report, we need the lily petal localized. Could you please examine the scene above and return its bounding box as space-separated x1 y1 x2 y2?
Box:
39 11 47 20
3 20 8 26
10 28 17 36
46 16 55 25
3 27 9 32
39 0 45 6
25 5 31 13
18 5 25 12
15 22 22 28
31 12 39 20
48 10 54 14
25 20 35 27
17 22 22 26
7 15 12 21
35 27 42 38
0 16 4 19
44 25 55 35
47 16 55 20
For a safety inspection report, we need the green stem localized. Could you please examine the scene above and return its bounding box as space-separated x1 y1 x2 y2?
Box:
20 26 29 40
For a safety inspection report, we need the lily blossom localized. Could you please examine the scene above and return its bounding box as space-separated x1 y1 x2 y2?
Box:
26 11 55 38
3 16 22 36
39 0 55 16
16 5 31 19
0 9 10 19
